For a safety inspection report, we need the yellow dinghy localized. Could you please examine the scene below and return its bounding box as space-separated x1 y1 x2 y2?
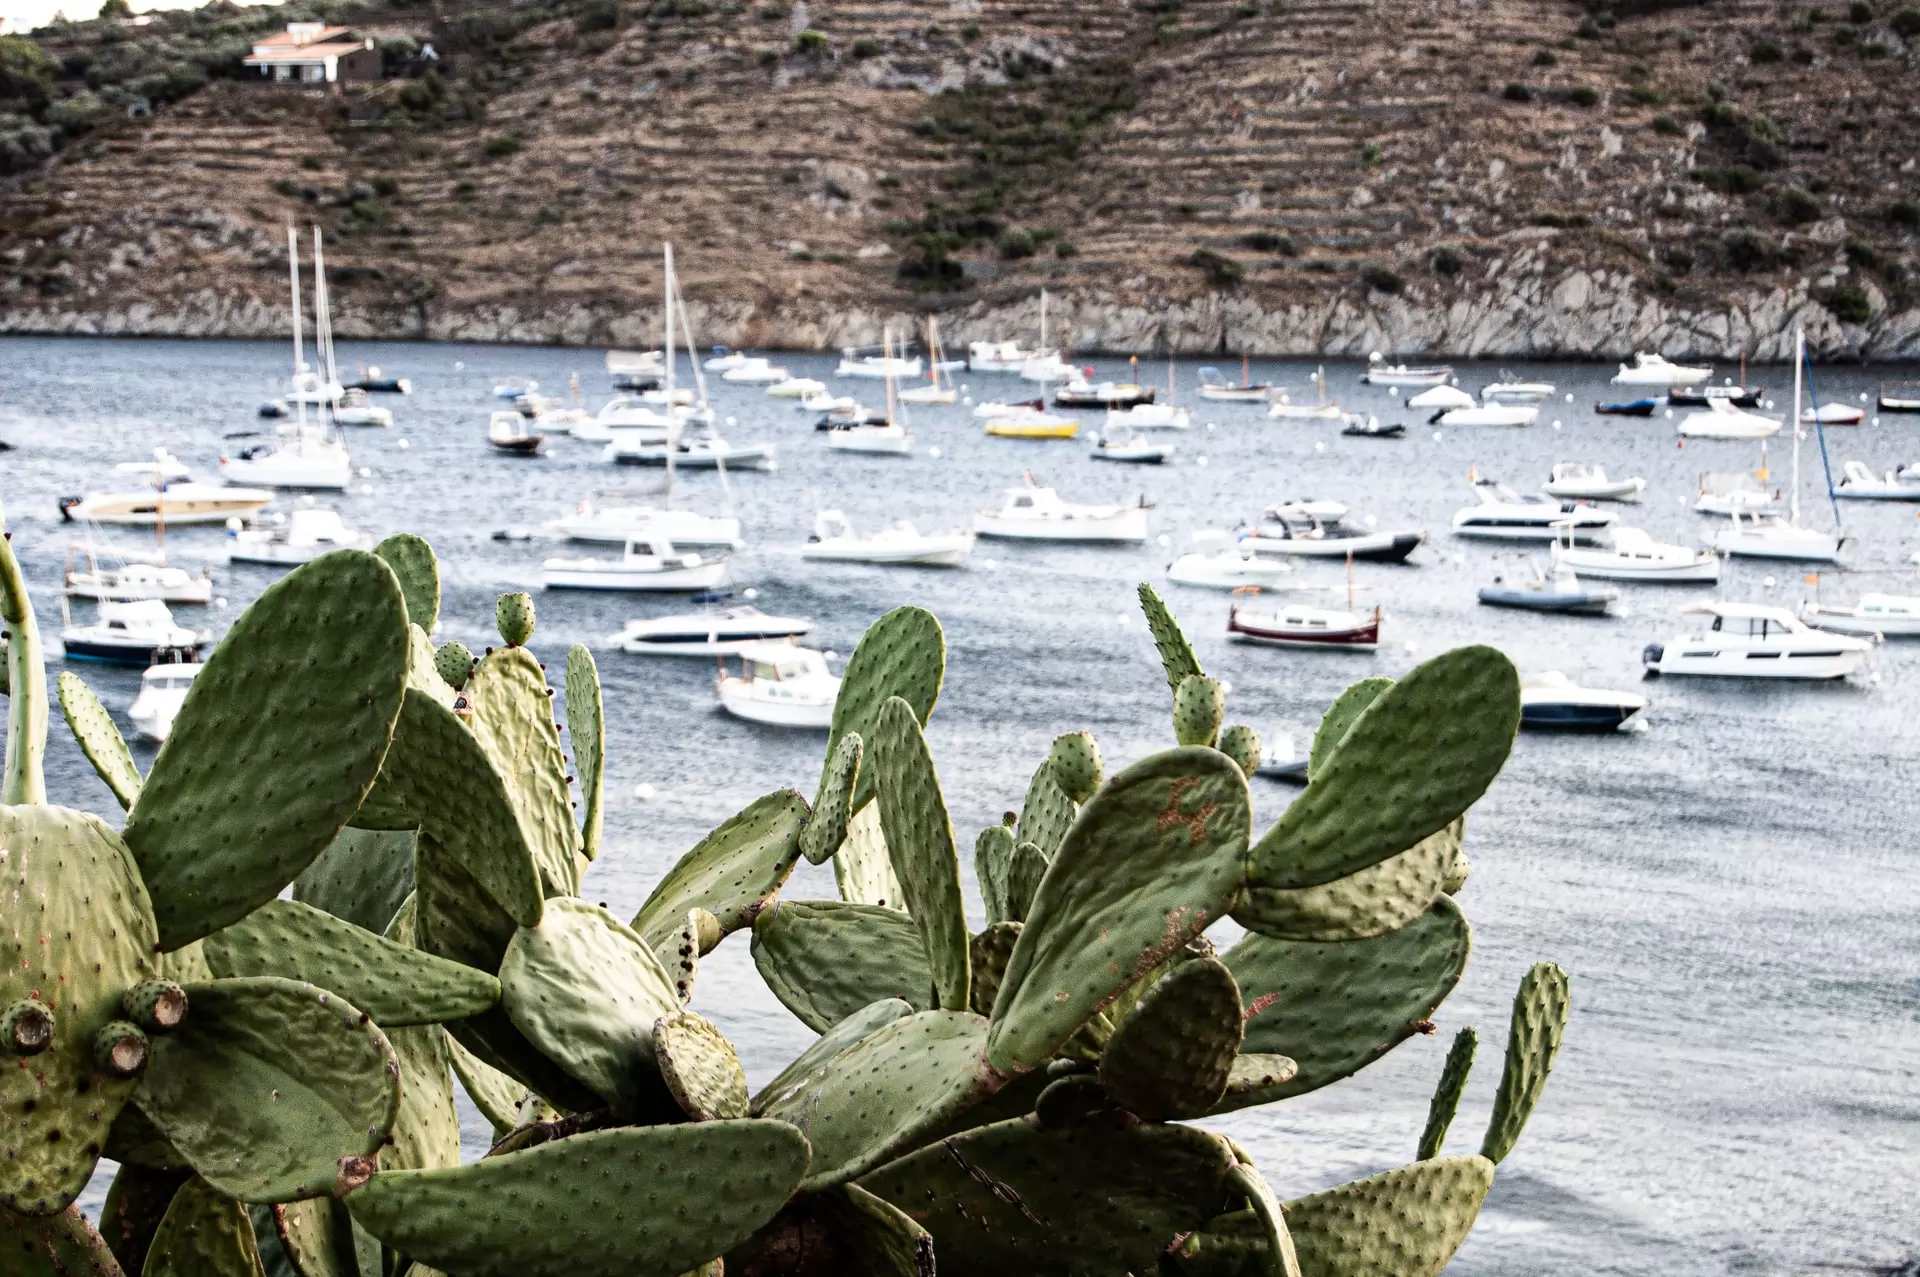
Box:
984 415 1079 439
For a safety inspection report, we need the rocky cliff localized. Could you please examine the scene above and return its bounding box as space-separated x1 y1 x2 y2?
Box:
4 0 1920 358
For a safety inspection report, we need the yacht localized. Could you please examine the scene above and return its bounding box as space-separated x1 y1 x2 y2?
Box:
1450 480 1617 543
721 358 790 384
1361 354 1452 387
1544 463 1646 503
968 339 1039 373
1228 595 1381 651
824 422 913 456
219 426 352 490
60 599 207 666
65 557 213 605
550 502 743 550
1801 402 1865 425
836 348 923 380
801 510 974 566
1167 533 1291 589
717 644 840 728
767 377 826 399
1105 402 1191 431
1409 384 1475 411
542 537 730 591
613 606 812 656
1480 377 1556 404
1801 593 1920 638
1676 399 1783 440
1612 352 1712 387
62 480 273 526
1695 471 1782 516
329 387 392 428
972 479 1149 542
605 433 775 471
1551 526 1720 583
127 659 203 743
1833 460 1920 501
1519 671 1648 732
1477 559 1618 616
227 507 369 568
1056 377 1156 409
1240 515 1425 563
1642 602 1874 679
1706 510 1843 562
1437 404 1538 428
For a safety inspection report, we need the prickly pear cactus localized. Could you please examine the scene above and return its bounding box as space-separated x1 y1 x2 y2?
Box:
494 591 536 646
373 533 441 635
871 697 969 1013
1047 731 1103 804
56 671 142 810
819 605 945 815
1173 674 1226 748
433 640 475 691
1217 723 1262 779
1097 956 1244 1120
563 644 606 861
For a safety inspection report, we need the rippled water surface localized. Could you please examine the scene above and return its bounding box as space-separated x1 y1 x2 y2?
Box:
5 335 1917 1276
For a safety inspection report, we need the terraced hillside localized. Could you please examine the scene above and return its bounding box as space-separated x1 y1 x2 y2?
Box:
4 0 1920 355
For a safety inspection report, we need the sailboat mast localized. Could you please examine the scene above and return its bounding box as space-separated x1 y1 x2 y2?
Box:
662 244 677 506
1040 288 1048 353
883 326 898 427
287 227 308 433
1791 327 1804 526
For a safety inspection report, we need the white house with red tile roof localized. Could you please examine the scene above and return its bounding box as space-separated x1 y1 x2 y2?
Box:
242 22 380 85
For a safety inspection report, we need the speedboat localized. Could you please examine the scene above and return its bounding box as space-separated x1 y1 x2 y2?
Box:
836 350 923 380
1519 671 1648 732
1834 459 1920 500
1258 499 1349 525
801 510 973 566
219 427 352 490
1669 384 1764 409
973 478 1149 542
722 358 790 384
716 644 840 728
60 599 207 666
1240 516 1424 563
767 377 826 399
1801 402 1865 425
61 483 274 527
521 397 591 434
1544 463 1646 503
1642 602 1873 679
1228 595 1381 651
550 502 743 550
1676 400 1783 439
612 606 813 656
577 397 679 443
823 422 913 456
1480 377 1556 403
1056 378 1156 409
1105 402 1191 431
1595 398 1659 416
1090 427 1174 464
605 434 776 471
1477 559 1617 616
968 340 1039 373
1167 534 1291 589
1341 418 1405 439
1450 480 1617 543
1437 404 1538 428
1551 526 1720 583
127 658 204 743
1695 472 1782 516
542 537 730 591
1705 510 1843 562
227 507 368 568
1408 385 1474 411
1196 366 1271 403
1802 593 1920 637
65 558 213 605
488 410 545 456
328 388 392 428
1361 354 1452 387
1612 353 1712 388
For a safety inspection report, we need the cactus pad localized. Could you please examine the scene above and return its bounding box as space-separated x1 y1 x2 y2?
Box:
273 1198 369 1277
823 605 945 814
0 1201 125 1276
1481 962 1570 1165
563 644 606 861
1097 956 1244 1120
1137 582 1204 693
373 533 440 635
498 897 683 1119
0 530 48 806
968 922 1022 1018
100 1164 189 1275
125 550 411 950
632 789 807 955
1003 840 1048 924
406 623 458 710
433 640 475 692
56 672 142 810
1015 760 1075 858
750 901 934 1033
0 805 160 1215
872 697 970 1013
751 996 914 1115
815 1183 935 1277
802 731 863 865
1047 732 1103 804
290 827 416 938
1284 1156 1495 1277
467 647 580 899
202 899 500 1028
446 1031 528 1136
1234 819 1459 943
654 1011 749 1121
758 1009 1001 1191
1250 646 1518 892
1223 895 1470 1107
494 592 535 646
974 824 1014 925
143 1175 264 1277
987 747 1251 1075
654 909 701 1004
1217 724 1262 779
832 799 904 908
1173 674 1226 748
1217 1053 1300 1110
1308 677 1393 779
855 1115 1242 1277
344 1122 811 1277
1419 1028 1476 1161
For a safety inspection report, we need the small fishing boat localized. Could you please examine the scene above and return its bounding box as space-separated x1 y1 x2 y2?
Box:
349 366 410 394
542 536 730 591
767 377 827 399
1055 378 1156 409
60 599 208 666
1878 381 1920 413
1668 384 1764 409
824 422 913 455
1477 558 1618 616
702 347 748 373
1436 404 1538 428
1595 398 1659 417
1020 352 1075 384
1408 384 1475 411
801 510 974 567
1197 359 1272 402
1450 479 1616 543
1228 593 1382 651
799 391 856 414
1551 526 1720 583
717 644 841 728
1612 352 1712 388
1254 734 1311 784
1090 425 1174 464
1800 402 1865 425
227 507 369 568
1361 353 1453 387
1341 418 1405 439
1519 671 1648 732
578 397 678 443
816 403 889 431
721 358 790 384
550 502 743 550
488 410 545 456
1269 367 1348 420
973 476 1149 542
1480 376 1556 404
1167 534 1291 589
612 605 813 656
974 397 1046 419
967 340 1040 373
1643 602 1873 679
1106 399 1191 430
1834 459 1920 500
1675 399 1783 440
1801 593 1920 638
1544 463 1646 502
127 658 203 743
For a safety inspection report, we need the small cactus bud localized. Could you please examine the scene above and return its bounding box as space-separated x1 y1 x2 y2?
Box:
2 999 54 1056
434 639 476 690
1047 731 1104 804
94 1021 149 1078
1173 674 1226 749
122 980 188 1033
495 593 536 647
1217 724 1262 778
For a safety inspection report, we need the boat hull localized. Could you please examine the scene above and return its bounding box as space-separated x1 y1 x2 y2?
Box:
1707 537 1843 562
1800 607 1920 637
62 492 273 526
1544 482 1645 502
1520 701 1645 731
824 432 913 455
1228 614 1381 651
1835 484 1920 501
1643 647 1864 679
1595 400 1659 416
65 576 213 605
1452 521 1611 544
973 510 1148 542
985 422 1078 439
1550 552 1719 583
1197 387 1270 403
802 540 973 567
62 637 204 666
1477 588 1614 615
1242 531 1423 562
717 683 834 728
1362 368 1452 387
609 447 775 470
556 514 743 549
219 458 352 490
542 561 730 591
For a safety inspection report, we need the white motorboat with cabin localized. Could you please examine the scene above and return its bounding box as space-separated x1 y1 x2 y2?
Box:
612 606 814 656
1480 377 1556 404
973 477 1149 542
1450 479 1617 543
702 348 749 373
1550 525 1719 583
1437 404 1538 428
1677 399 1783 440
329 387 392 428
767 377 826 400
607 348 667 388
1544 463 1646 503
801 510 974 566
1802 402 1865 425
1612 352 1712 387
60 599 207 666
1801 593 1920 638
1361 353 1453 387
127 658 203 743
1090 424 1174 465
551 501 743 550
1642 602 1873 679
542 537 730 591
606 430 775 471
721 358 790 384
716 644 840 728
836 348 923 380
65 557 213 605
1107 402 1191 430
579 397 680 443
1519 671 1648 732
1833 459 1920 500
62 482 273 526
1409 384 1475 411
1706 510 1844 561
1240 514 1425 563
799 391 856 414
968 339 1039 373
1166 533 1292 589
1019 352 1075 384
227 507 369 568
1695 470 1782 515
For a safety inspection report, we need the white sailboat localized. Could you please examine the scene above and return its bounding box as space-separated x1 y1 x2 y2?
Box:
309 249 391 427
1706 331 1844 563
1018 289 1071 383
224 228 353 490
1268 367 1348 421
899 318 959 405
801 510 974 566
825 326 915 455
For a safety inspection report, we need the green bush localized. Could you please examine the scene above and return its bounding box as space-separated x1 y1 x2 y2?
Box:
1531 48 1557 65
1676 27 1697 49
794 29 828 52
372 174 399 197
1778 185 1823 224
850 37 880 59
1850 0 1873 18
1691 165 1761 194
1568 85 1598 106
998 228 1036 259
1844 240 1881 269
575 0 622 33
483 135 521 158
1431 244 1464 275
1833 24 1857 43
1502 81 1532 101
349 198 380 222
1187 248 1244 287
1361 263 1404 294
1825 284 1871 322
1627 84 1665 105
1652 113 1683 136
1750 38 1784 62
1720 227 1779 269
1661 245 1695 275
1887 198 1920 227
1892 5 1920 33
1054 240 1078 258
0 35 59 107
1359 140 1381 164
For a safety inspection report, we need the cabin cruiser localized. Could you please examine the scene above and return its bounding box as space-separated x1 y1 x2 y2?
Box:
1196 366 1271 403
836 349 923 380
604 433 775 471
227 507 369 568
1695 472 1782 516
1408 384 1474 411
721 358 790 384
60 599 207 666
607 349 668 389
1801 593 1920 637
767 377 826 399
612 606 813 656
1544 463 1645 503
1055 377 1156 409
219 426 352 490
62 483 274 527
542 537 730 591
1477 559 1617 616
577 397 681 443
1436 404 1538 428
328 387 392 428
716 644 840 728
1801 402 1865 425
550 502 743 550
1361 354 1452 387
1833 459 1920 500
1612 352 1712 387
1643 602 1873 679
968 340 1040 373
1480 377 1556 404
1519 671 1648 732
801 510 974 566
1705 510 1843 562
1228 594 1381 651
1240 513 1424 563
65 556 213 605
1166 533 1291 589
823 421 913 456
973 478 1149 542
1450 480 1617 543
1676 399 1782 440
1551 526 1720 583
127 658 204 743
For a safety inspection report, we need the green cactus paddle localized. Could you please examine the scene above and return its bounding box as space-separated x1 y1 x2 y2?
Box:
0 522 49 805
1098 955 1244 1120
143 1175 265 1277
1481 962 1570 1164
819 605 945 816
57 671 141 810
467 646 580 899
1284 1156 1496 1277
1420 1027 1477 1161
563 644 606 861
632 789 807 955
750 900 934 1033
1235 819 1460 942
373 533 440 635
871 696 970 1012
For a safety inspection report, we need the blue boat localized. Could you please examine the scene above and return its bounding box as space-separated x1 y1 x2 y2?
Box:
1595 398 1659 416
1478 560 1618 616
1520 672 1647 731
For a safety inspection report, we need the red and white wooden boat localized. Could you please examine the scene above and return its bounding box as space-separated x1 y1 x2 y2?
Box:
1227 597 1382 651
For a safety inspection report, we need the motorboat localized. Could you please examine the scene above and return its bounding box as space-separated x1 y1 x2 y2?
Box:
816 403 888 431
721 358 790 384
1544 463 1646 503
494 376 540 401
1612 353 1712 387
1361 354 1452 387
516 395 591 434
1595 398 1659 417
542 537 730 591
1801 593 1920 637
1196 364 1271 403
1480 377 1556 404
550 502 743 550
227 507 369 568
1705 510 1843 562
717 644 840 728
1019 352 1075 384
973 478 1149 542
1240 516 1424 563
702 347 748 373
1878 381 1920 413
1167 533 1291 589
612 606 814 656
488 410 545 456
1477 559 1618 616
65 557 213 605
1408 384 1474 411
1642 602 1873 679
1228 595 1382 650
1450 480 1617 543
1834 459 1920 500
836 349 923 380
824 422 913 456
799 391 856 413
1669 384 1764 409
1056 378 1156 409
219 427 352 490
767 377 826 399
983 408 1079 439
579 397 680 442
607 349 668 389
127 658 203 743
898 381 958 406
968 340 1039 373
329 388 392 428
1259 499 1350 525
1090 426 1174 464
974 397 1045 419
60 599 207 666
639 387 702 410
1695 471 1782 516
349 366 409 395
1803 402 1865 425
1551 526 1720 583
801 510 973 566
61 483 274 526
1105 402 1191 431
1269 369 1348 421
1341 418 1405 439
1519 671 1648 732
605 434 776 471
1436 404 1538 428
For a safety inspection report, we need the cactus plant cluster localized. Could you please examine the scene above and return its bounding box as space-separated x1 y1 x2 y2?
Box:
0 527 1569 1277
